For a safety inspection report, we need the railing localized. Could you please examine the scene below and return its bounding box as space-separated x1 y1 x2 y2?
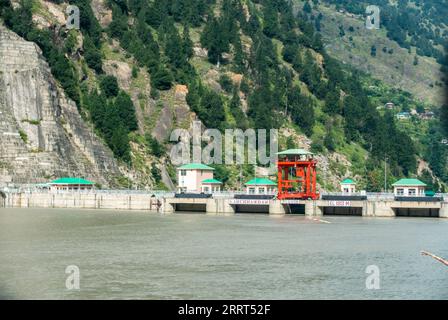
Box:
366 193 396 201
212 191 276 199
0 187 175 198
321 192 395 201
1 186 447 202
322 192 448 201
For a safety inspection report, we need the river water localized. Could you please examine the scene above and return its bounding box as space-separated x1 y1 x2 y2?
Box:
0 208 447 300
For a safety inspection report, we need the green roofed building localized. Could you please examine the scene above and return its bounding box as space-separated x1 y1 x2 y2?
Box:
177 163 215 171
177 163 216 193
48 178 95 191
392 178 426 197
340 178 356 194
245 178 277 195
276 149 313 156
201 179 223 193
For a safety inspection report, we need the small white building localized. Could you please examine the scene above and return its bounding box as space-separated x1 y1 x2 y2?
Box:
384 102 395 109
396 112 410 120
245 178 277 195
201 179 223 193
392 179 426 197
340 178 356 194
419 111 435 120
177 163 215 193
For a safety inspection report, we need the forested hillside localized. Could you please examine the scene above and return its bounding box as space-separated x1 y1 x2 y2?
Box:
301 0 445 107
322 0 448 64
0 0 446 191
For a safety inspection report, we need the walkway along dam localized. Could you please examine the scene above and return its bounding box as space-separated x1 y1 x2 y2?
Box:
1 191 447 218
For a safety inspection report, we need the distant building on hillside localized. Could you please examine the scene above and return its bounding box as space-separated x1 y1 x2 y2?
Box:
396 112 410 120
340 178 356 194
392 179 426 197
384 102 395 109
419 111 435 120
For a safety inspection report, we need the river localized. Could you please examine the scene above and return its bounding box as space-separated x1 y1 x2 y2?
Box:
0 208 447 299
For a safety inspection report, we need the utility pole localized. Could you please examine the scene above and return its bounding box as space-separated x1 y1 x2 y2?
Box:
284 83 289 116
239 165 243 191
384 157 386 192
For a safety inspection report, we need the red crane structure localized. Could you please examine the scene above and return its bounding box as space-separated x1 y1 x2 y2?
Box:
276 149 320 200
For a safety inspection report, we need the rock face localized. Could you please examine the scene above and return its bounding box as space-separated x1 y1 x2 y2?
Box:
0 26 120 186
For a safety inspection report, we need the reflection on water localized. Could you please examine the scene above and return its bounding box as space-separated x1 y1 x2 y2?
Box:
0 208 447 299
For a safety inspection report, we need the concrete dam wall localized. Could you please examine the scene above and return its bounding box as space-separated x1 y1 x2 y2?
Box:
2 192 448 218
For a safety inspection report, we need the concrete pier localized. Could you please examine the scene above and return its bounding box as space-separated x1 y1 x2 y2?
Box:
268 200 286 216
205 199 235 216
364 200 394 217
440 202 448 218
305 201 323 217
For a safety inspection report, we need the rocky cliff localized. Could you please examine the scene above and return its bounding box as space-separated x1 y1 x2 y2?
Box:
0 26 120 186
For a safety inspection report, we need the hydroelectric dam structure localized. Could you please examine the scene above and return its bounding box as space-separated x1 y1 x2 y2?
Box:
1 191 447 218
1 150 447 218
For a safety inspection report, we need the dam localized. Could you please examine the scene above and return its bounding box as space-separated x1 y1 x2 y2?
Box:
2 150 446 218
1 190 447 218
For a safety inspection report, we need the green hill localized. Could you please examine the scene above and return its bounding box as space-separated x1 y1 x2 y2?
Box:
0 0 447 191
311 1 446 106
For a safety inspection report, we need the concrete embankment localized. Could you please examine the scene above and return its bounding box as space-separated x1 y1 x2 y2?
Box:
162 197 448 218
2 192 162 211
2 192 447 218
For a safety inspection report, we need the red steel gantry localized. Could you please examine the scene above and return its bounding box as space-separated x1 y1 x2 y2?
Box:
276 149 319 200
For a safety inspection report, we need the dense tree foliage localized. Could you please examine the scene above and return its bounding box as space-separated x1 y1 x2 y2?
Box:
100 75 120 98
2 0 435 182
86 88 138 163
442 104 448 137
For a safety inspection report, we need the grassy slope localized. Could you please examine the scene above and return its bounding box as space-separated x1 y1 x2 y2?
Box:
315 3 445 107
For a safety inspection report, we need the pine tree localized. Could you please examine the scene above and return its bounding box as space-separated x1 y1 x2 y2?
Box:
324 87 341 114
115 91 138 132
232 37 246 73
288 89 315 136
229 87 249 129
152 65 173 90
201 16 230 64
100 75 120 98
84 35 103 73
165 26 185 69
371 45 377 57
110 125 131 163
202 90 226 130
182 24 194 59
303 1 312 14
262 2 279 38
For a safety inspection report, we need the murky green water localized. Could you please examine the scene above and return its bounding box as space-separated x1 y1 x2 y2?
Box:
0 208 447 299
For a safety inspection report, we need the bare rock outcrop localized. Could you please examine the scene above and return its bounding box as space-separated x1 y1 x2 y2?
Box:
0 26 120 186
